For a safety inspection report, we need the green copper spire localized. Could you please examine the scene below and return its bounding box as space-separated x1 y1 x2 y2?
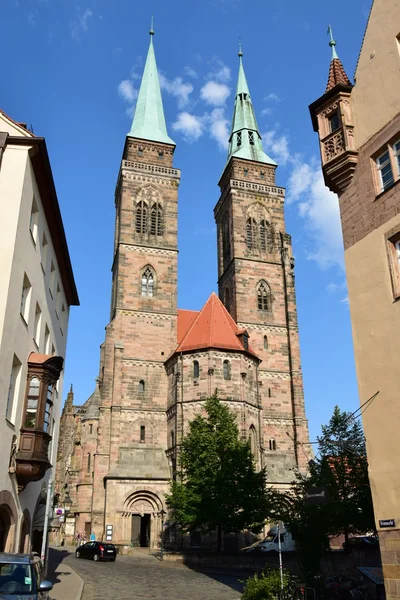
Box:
327 25 339 60
128 22 175 145
226 46 276 166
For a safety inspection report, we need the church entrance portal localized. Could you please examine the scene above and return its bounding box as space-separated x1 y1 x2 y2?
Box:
131 514 151 547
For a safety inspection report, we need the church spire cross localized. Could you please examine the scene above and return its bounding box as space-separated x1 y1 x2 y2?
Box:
225 47 276 167
128 23 175 145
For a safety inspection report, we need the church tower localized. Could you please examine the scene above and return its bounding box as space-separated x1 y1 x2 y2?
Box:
91 25 180 543
215 48 310 481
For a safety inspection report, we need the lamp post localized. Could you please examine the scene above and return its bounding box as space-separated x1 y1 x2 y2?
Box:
63 490 72 546
159 509 166 561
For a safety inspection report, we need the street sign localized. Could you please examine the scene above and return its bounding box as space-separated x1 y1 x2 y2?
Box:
304 486 328 505
379 519 395 528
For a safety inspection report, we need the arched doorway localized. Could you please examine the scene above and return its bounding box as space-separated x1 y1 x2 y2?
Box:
0 490 18 552
123 491 164 548
0 506 12 552
19 510 31 553
31 490 47 554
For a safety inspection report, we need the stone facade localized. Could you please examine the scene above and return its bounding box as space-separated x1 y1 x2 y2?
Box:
55 38 310 551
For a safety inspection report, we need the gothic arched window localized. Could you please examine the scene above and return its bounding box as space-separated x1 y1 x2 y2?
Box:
193 360 200 379
170 430 175 448
141 267 155 297
249 426 257 456
246 218 257 249
138 380 145 393
260 220 268 251
150 203 163 236
264 335 268 350
257 281 271 312
223 360 231 380
269 438 277 451
136 200 148 234
222 222 231 267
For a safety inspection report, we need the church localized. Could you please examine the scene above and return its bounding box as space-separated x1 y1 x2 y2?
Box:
56 25 310 550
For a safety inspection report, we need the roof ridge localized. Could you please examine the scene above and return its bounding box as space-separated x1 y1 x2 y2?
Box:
0 109 35 137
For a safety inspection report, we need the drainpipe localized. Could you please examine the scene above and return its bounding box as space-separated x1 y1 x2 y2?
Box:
40 477 54 575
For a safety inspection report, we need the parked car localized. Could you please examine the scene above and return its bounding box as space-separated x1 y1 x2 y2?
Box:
75 541 116 561
241 526 295 553
0 552 53 599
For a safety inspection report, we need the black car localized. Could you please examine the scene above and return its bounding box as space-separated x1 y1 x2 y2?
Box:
75 542 116 562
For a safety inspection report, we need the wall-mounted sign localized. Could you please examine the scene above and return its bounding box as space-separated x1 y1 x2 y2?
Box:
106 524 113 541
304 486 328 505
379 519 395 528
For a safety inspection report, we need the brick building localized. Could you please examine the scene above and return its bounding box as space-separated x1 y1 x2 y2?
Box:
56 28 309 549
309 3 400 598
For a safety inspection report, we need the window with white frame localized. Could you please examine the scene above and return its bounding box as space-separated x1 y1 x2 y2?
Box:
29 197 39 244
61 303 66 335
394 140 400 175
49 261 56 297
6 355 22 422
374 137 400 193
55 284 61 318
44 325 50 354
20 274 32 323
34 303 42 346
41 233 48 272
376 150 394 192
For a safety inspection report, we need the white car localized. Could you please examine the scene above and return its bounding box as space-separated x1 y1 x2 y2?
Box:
241 530 295 553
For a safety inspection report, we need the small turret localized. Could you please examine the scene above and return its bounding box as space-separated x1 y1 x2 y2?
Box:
309 26 357 195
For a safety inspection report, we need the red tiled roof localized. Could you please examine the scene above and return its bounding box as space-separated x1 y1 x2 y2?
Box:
325 58 351 93
177 309 199 344
175 292 259 358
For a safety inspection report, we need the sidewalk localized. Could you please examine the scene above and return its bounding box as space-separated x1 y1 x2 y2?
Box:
47 546 84 600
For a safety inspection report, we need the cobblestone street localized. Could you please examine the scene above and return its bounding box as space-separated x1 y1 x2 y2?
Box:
65 551 244 600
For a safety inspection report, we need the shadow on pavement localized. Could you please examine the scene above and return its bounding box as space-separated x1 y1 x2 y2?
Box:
47 548 73 584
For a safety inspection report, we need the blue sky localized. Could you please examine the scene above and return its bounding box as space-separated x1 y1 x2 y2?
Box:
2 0 371 444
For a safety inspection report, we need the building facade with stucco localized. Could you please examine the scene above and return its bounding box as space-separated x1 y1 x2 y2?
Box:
0 111 79 554
56 28 310 550
309 2 400 597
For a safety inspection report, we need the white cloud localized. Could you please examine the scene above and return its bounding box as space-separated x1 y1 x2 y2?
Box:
261 107 272 117
287 159 344 270
206 59 231 83
264 93 280 102
200 81 231 106
159 73 193 109
208 108 230 150
70 7 93 39
172 112 205 142
262 130 290 165
184 66 198 79
117 80 137 103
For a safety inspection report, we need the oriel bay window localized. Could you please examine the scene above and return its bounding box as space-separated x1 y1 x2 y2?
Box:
16 353 63 491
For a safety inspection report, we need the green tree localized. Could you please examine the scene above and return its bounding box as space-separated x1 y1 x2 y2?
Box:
270 406 375 582
166 394 269 551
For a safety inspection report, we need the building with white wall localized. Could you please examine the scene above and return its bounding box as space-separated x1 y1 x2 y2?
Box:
0 109 79 553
